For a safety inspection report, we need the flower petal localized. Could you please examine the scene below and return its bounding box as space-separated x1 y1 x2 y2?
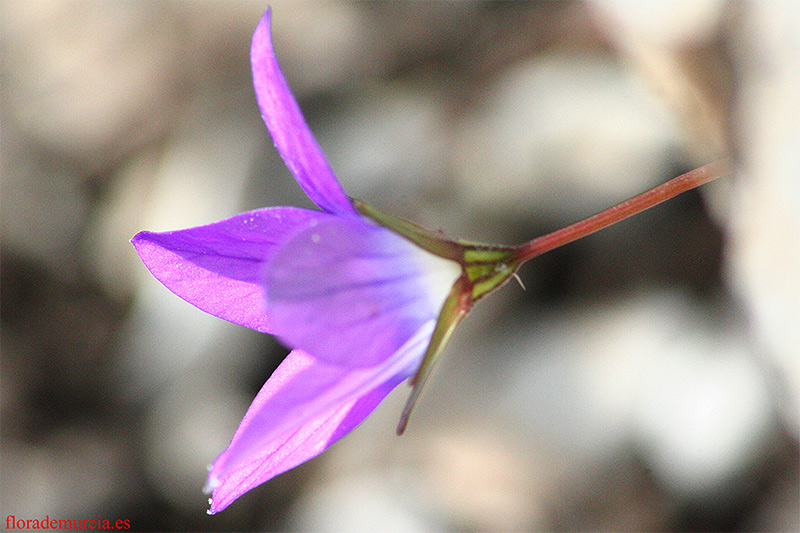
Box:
263 217 462 367
131 207 330 333
251 9 356 216
206 322 433 513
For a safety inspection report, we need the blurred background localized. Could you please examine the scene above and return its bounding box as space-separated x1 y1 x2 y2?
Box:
2 0 798 530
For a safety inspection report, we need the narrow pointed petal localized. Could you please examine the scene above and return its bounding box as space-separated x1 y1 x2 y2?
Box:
251 10 356 216
207 375 398 514
263 217 462 367
131 207 330 333
206 324 433 513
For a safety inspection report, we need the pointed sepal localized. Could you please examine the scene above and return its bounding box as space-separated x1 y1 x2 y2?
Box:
396 277 471 434
354 199 464 261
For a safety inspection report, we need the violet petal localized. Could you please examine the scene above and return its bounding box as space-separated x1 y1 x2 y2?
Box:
263 216 461 367
206 323 432 513
131 207 330 333
251 10 356 216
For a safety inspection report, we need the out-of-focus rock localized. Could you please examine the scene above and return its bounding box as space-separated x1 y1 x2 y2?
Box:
451 53 682 230
724 1 800 440
1 1 185 164
496 290 776 506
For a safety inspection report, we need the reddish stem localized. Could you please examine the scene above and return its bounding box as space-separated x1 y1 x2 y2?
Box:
514 160 728 263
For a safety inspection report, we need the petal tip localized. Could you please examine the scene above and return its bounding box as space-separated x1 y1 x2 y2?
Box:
249 5 356 216
253 7 272 42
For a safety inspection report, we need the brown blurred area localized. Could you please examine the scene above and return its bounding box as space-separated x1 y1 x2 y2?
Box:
1 1 797 531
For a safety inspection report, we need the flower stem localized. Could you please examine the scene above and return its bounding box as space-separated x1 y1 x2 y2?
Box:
514 160 728 263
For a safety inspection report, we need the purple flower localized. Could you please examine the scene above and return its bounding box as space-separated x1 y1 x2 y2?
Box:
132 7 723 515
132 9 517 514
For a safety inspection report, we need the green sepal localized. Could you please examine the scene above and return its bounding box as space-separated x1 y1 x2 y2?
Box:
396 276 471 435
353 199 464 261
